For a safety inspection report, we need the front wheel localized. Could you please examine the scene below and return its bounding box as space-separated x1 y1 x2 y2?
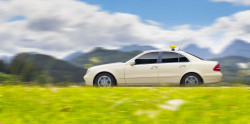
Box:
94 73 116 87
181 73 203 86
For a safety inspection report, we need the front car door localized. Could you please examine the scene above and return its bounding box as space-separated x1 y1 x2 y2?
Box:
158 52 191 84
125 52 160 85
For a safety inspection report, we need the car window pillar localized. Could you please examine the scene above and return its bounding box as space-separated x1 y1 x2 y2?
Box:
158 52 162 63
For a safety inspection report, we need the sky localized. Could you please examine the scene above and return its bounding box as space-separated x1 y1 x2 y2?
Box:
0 0 250 58
80 0 250 27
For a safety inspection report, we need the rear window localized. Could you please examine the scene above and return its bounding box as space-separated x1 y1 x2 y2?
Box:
185 52 203 60
162 52 189 63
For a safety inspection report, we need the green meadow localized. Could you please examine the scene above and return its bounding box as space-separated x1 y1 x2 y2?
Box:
0 86 249 124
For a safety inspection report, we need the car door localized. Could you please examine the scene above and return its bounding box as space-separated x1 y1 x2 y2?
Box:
158 52 191 84
125 52 159 85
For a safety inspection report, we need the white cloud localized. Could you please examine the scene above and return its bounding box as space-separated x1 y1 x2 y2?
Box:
211 0 250 5
0 0 250 58
145 20 162 26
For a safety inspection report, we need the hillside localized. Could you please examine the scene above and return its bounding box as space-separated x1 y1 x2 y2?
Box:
210 56 250 68
71 47 142 67
210 56 250 83
10 53 86 83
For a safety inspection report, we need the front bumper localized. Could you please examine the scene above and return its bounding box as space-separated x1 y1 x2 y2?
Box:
83 75 94 86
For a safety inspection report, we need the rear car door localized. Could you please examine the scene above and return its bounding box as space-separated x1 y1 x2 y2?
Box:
158 52 191 84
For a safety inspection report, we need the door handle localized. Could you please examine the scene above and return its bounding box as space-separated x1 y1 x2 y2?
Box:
179 65 186 68
151 66 158 69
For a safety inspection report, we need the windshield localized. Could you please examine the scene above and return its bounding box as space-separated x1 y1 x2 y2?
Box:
126 51 144 63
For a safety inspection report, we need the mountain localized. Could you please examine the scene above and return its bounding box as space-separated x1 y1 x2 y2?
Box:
120 44 157 51
182 44 215 59
0 55 12 64
27 52 39 55
71 47 141 67
217 40 250 58
11 53 86 83
63 51 84 61
210 56 250 83
210 56 250 68
0 56 9 61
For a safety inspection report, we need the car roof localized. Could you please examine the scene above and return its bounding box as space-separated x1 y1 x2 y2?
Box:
141 50 184 53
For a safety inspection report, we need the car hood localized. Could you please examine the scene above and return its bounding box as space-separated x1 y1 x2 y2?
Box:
90 62 126 69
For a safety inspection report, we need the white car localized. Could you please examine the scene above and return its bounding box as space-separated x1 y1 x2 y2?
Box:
84 50 222 86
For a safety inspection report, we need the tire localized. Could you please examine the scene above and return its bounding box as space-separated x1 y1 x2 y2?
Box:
94 73 116 87
180 73 203 86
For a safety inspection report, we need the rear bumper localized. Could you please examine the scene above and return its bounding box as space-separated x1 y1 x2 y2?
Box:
203 73 222 83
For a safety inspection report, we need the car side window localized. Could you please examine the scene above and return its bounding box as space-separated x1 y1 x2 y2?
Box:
162 52 189 63
179 54 189 62
135 52 159 65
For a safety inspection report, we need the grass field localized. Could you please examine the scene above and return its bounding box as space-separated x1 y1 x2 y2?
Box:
0 86 249 124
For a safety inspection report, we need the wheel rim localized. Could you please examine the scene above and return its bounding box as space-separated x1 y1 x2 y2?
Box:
185 76 199 85
97 76 112 87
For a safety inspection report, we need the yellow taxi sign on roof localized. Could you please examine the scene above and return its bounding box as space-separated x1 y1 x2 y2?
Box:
170 45 176 51
170 45 176 49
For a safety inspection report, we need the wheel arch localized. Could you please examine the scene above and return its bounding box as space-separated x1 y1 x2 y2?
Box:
180 72 204 84
94 71 117 86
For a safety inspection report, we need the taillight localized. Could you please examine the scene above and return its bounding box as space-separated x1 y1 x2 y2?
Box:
213 64 221 71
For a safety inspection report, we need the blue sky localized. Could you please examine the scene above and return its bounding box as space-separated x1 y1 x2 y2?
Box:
8 16 26 22
80 0 250 28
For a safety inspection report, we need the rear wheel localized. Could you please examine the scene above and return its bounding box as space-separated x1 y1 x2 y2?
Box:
181 73 203 86
94 73 116 87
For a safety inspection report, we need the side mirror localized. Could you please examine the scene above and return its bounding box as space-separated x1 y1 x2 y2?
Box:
129 61 135 66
